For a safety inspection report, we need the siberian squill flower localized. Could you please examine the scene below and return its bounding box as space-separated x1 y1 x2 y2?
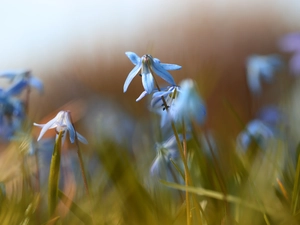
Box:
171 79 206 126
0 70 43 95
0 89 25 141
279 33 300 75
150 85 180 127
237 120 274 151
150 135 181 180
123 52 181 95
34 111 88 144
246 55 282 95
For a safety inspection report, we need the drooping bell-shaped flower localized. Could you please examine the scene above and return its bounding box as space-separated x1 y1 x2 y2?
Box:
34 111 88 144
246 55 282 95
123 52 180 95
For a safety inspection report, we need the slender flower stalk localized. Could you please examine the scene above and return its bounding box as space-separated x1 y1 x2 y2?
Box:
34 111 89 217
152 75 202 224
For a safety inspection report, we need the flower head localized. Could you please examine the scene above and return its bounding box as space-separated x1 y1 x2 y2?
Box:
279 33 300 75
246 54 282 95
0 70 43 95
237 120 274 151
0 89 25 141
150 85 180 127
123 52 180 95
34 111 88 144
171 79 206 126
150 135 180 179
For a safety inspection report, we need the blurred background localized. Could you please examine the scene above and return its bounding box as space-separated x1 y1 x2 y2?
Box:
1 0 300 143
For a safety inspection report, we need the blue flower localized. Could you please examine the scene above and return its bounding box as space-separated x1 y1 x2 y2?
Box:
237 120 274 151
0 89 25 141
0 70 43 95
34 111 88 144
150 135 181 179
150 85 180 127
171 79 206 126
123 52 180 94
279 33 300 76
256 106 285 128
246 55 282 95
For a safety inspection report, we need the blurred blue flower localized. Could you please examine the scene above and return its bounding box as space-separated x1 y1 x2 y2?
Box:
171 79 206 126
34 111 88 144
150 135 181 180
237 120 274 151
256 106 285 128
0 70 43 94
0 89 25 141
123 52 180 94
150 85 180 127
246 55 282 95
279 33 300 75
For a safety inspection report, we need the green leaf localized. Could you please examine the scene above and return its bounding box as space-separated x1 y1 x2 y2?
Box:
160 180 271 213
58 190 93 224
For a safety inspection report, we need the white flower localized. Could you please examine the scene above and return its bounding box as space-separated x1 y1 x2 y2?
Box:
34 111 88 144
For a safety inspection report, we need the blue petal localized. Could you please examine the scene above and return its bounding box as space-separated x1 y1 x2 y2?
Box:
125 52 141 65
153 58 182 70
5 79 28 96
123 62 142 92
162 135 178 149
29 77 44 93
247 62 261 94
260 66 273 83
150 96 163 109
76 132 88 144
0 70 28 80
290 52 300 75
150 60 176 85
160 63 182 70
142 73 154 94
66 114 76 143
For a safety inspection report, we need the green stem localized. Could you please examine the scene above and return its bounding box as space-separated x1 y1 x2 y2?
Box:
182 119 191 225
152 75 200 224
292 153 300 214
48 131 63 216
68 112 90 196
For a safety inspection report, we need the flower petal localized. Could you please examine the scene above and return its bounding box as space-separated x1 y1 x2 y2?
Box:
123 63 142 92
5 79 28 96
136 90 148 101
65 113 76 143
34 117 58 141
0 70 28 80
142 73 154 94
159 63 182 71
279 33 300 52
125 52 141 65
247 61 262 94
150 59 176 85
290 53 300 76
29 76 44 93
76 132 88 144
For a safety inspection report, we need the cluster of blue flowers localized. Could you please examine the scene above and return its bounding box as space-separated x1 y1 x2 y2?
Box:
238 33 300 153
124 51 206 179
0 70 43 142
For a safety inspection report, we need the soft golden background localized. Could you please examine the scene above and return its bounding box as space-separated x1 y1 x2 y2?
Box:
0 0 299 141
